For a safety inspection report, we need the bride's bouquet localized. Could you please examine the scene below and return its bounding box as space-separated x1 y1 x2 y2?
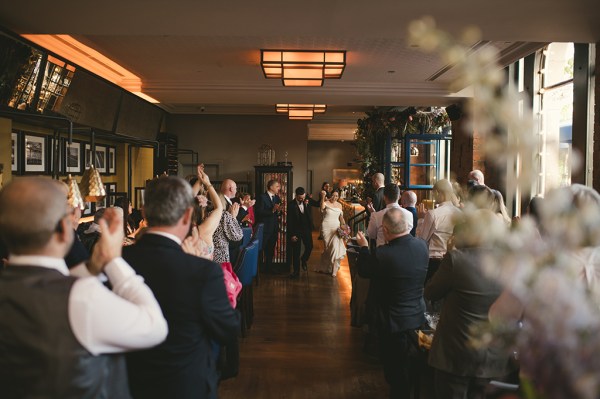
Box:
337 225 351 241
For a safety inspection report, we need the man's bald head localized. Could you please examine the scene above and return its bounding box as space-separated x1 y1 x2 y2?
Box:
0 177 70 254
372 173 385 188
401 191 417 207
220 179 237 199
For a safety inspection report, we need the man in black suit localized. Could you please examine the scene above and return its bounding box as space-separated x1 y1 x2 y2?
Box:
255 179 282 273
287 187 314 279
123 176 240 399
356 208 429 399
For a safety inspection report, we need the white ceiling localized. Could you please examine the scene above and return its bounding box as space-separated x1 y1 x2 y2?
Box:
0 0 598 133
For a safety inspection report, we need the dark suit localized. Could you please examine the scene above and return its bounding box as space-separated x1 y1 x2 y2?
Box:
425 248 512 398
358 235 429 399
123 233 240 399
373 186 385 212
287 198 313 275
255 191 281 271
405 206 418 237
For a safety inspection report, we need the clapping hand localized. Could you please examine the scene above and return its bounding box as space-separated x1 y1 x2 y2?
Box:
355 231 369 247
229 202 240 218
88 207 124 275
417 203 428 219
273 203 281 213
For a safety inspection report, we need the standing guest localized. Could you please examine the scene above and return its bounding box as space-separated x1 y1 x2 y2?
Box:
255 179 282 273
0 177 168 399
123 176 240 399
468 169 485 187
416 179 462 284
219 178 248 223
425 210 512 399
368 184 414 248
367 172 386 214
239 193 256 228
356 208 429 399
287 187 314 279
217 178 244 263
316 190 347 277
114 196 139 244
401 190 418 237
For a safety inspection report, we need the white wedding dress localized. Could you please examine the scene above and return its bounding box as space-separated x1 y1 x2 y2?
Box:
317 204 347 276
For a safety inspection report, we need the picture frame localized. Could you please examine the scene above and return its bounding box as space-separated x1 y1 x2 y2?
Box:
84 144 107 173
23 133 47 174
64 139 84 175
104 182 117 207
107 146 116 175
11 131 20 173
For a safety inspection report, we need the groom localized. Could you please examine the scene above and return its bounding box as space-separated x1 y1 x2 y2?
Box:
287 187 314 279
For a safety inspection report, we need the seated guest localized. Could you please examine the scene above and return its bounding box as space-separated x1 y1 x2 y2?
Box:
356 208 429 399
425 210 513 399
81 207 106 254
123 176 240 399
0 177 168 398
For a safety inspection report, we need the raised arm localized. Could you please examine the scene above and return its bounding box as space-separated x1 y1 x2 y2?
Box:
320 190 327 211
197 168 223 242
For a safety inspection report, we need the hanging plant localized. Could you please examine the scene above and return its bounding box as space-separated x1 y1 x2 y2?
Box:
354 106 451 191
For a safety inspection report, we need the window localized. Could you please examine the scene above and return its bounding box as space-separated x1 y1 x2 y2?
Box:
535 43 574 195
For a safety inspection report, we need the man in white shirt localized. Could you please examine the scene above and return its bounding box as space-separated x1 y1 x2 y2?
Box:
367 183 414 248
0 177 168 398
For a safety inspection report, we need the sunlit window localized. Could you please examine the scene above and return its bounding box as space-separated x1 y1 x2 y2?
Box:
535 43 574 195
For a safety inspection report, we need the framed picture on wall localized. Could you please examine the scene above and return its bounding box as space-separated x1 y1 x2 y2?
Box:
11 131 20 173
84 144 107 173
23 133 47 174
64 139 83 175
104 182 117 207
107 146 116 175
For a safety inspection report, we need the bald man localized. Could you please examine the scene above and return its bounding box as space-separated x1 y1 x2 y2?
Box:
468 170 485 187
0 177 167 398
400 190 418 237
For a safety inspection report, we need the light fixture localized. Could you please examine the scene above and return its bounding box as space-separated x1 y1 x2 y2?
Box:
64 174 85 210
79 165 106 202
261 50 346 86
276 104 327 120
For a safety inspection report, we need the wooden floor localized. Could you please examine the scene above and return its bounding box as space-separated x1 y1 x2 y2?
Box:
219 234 389 399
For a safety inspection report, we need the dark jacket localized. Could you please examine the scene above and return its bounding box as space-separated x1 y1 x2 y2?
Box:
425 248 511 378
373 187 385 212
255 192 281 236
358 234 429 333
287 198 313 238
123 233 240 399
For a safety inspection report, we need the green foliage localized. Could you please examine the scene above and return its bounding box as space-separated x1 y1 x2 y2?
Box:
353 107 451 188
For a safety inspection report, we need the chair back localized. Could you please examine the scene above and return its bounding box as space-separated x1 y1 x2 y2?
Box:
252 223 265 250
241 227 253 248
236 239 259 286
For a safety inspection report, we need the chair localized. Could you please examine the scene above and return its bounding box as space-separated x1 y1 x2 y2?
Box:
251 223 264 283
241 227 253 249
234 239 259 335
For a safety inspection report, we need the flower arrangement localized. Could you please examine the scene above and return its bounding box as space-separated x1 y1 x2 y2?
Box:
408 16 600 399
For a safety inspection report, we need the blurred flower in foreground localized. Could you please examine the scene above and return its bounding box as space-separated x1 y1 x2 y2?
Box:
409 17 600 399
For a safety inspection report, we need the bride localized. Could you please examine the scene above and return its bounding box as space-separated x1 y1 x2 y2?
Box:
316 189 347 277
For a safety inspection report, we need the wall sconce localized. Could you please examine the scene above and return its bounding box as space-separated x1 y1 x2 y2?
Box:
276 104 327 120
261 50 346 86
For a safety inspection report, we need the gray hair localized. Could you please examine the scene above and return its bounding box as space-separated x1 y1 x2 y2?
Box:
401 191 417 207
382 207 408 235
373 173 384 185
0 177 68 254
144 176 194 227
